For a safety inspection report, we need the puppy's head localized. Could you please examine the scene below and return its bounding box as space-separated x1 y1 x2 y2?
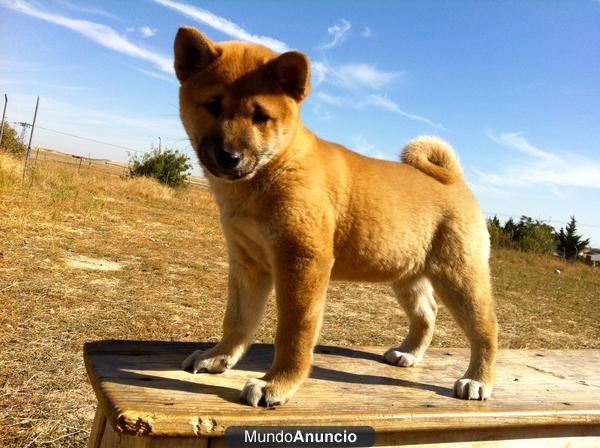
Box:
174 26 310 181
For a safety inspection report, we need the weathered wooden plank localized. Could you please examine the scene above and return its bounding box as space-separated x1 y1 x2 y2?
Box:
97 412 209 448
84 341 600 438
88 407 107 448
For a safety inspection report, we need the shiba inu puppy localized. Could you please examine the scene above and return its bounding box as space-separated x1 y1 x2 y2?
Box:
175 26 497 406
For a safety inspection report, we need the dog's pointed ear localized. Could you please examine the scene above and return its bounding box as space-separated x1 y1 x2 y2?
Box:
174 26 221 82
270 51 311 102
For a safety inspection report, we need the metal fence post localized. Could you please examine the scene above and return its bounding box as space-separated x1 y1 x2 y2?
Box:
23 96 39 178
0 94 7 147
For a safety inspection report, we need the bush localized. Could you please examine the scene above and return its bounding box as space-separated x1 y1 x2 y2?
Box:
513 216 556 254
0 122 27 155
488 215 556 255
488 216 510 249
488 214 591 258
128 145 192 188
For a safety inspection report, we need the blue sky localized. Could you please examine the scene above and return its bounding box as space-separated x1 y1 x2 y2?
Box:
1 0 599 244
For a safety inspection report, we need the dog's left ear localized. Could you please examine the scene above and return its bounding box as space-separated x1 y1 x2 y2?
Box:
174 26 221 82
270 51 311 102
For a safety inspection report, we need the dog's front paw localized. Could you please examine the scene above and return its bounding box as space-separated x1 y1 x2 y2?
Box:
240 378 294 407
182 350 234 374
383 348 421 367
454 378 492 400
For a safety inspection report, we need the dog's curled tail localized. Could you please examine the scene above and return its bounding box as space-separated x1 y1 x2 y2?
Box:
401 136 463 185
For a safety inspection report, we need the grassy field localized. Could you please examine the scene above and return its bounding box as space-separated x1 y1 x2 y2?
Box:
32 146 208 187
1 151 598 447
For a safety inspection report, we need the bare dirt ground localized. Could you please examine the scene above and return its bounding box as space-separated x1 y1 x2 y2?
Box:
1 152 599 447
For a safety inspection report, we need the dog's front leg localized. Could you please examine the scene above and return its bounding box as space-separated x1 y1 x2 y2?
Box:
183 258 272 374
240 252 332 407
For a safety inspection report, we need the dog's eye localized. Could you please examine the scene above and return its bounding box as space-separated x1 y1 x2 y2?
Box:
203 97 222 118
252 108 270 125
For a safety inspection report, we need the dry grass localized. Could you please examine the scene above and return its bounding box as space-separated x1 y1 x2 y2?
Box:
31 146 208 187
0 151 598 447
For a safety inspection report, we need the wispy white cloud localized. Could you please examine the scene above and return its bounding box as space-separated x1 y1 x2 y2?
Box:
313 91 445 130
480 131 600 190
361 26 372 38
310 53 434 128
352 134 375 154
152 0 289 53
4 93 185 157
469 181 512 197
131 67 177 84
309 101 334 121
0 77 89 91
0 0 173 73
314 91 344 106
318 19 351 50
312 62 328 86
313 61 402 90
53 0 121 21
139 25 157 38
337 64 400 89
0 58 82 82
485 130 562 163
367 94 446 130
351 134 387 159
365 93 399 111
42 95 181 134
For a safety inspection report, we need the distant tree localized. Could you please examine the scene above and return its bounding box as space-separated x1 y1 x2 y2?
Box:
129 145 192 188
513 216 556 254
556 216 590 261
488 215 555 254
0 122 27 155
487 216 509 249
503 217 517 246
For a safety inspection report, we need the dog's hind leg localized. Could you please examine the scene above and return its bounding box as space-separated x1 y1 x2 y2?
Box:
429 261 498 400
383 277 438 367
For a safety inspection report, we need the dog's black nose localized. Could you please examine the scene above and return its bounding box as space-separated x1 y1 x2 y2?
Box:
216 149 241 169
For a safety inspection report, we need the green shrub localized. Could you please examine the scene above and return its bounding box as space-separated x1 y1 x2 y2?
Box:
0 122 27 155
488 216 510 249
488 214 590 258
513 216 556 254
128 145 192 188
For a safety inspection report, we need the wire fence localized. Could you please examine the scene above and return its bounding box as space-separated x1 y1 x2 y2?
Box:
23 145 208 188
32 147 129 178
0 94 206 188
1 95 598 234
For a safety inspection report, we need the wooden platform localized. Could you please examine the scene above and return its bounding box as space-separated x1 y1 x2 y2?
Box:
84 341 600 447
